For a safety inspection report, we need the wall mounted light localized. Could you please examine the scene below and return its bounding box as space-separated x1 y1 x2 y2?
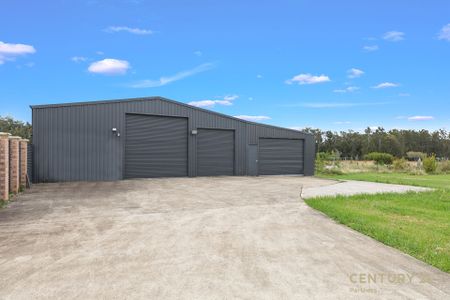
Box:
191 129 198 135
112 127 121 137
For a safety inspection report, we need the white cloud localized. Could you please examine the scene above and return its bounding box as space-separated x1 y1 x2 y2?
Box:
188 100 219 108
194 51 202 56
130 63 214 88
347 68 364 78
96 51 104 55
234 115 271 122
188 95 238 108
408 116 434 121
363 45 379 52
398 93 410 97
372 82 399 89
0 41 36 55
223 95 238 101
383 31 405 42
438 24 450 41
346 86 359 92
71 56 88 63
104 26 153 35
333 121 352 125
0 41 36 64
333 86 359 93
256 74 263 79
285 73 330 85
88 58 130 75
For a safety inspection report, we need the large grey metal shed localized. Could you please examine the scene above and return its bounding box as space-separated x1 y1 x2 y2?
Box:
31 96 315 182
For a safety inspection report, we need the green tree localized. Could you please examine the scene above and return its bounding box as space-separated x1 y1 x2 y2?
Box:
0 116 32 140
301 127 450 160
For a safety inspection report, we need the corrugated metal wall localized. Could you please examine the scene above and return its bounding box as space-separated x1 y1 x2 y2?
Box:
32 97 315 182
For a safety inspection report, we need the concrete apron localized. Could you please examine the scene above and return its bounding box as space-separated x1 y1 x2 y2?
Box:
0 176 448 299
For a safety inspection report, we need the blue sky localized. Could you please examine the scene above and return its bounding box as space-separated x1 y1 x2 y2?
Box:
1 0 449 131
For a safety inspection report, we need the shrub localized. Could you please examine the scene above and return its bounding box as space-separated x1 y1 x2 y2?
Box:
315 154 325 173
320 164 343 175
0 199 7 209
438 160 450 174
330 150 341 161
315 152 342 174
364 152 394 165
316 151 341 161
393 158 408 171
423 154 437 174
406 151 427 161
316 152 333 161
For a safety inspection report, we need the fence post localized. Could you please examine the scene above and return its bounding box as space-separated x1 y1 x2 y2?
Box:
9 136 21 194
0 133 9 200
19 139 29 189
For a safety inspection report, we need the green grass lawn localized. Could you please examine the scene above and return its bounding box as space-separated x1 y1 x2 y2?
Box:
305 173 450 272
318 172 450 190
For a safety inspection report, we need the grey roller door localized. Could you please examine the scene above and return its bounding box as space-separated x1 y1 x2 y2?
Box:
258 138 304 175
124 114 188 178
197 129 234 176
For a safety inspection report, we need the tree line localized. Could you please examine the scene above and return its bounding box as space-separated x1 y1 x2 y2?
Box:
0 116 32 140
302 127 450 159
1 115 449 159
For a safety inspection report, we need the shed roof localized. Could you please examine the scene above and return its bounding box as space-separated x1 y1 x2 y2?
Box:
30 96 311 136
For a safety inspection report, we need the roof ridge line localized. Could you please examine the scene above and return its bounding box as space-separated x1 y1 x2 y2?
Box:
30 96 312 136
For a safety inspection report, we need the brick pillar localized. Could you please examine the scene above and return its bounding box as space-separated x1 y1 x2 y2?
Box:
9 136 20 194
0 133 9 200
20 139 29 189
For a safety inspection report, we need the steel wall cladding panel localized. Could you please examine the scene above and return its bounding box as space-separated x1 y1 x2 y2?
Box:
31 97 315 182
258 138 304 175
124 114 188 178
197 129 234 176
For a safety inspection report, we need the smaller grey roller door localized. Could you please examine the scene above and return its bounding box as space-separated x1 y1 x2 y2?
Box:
197 129 234 176
258 138 304 175
125 114 188 178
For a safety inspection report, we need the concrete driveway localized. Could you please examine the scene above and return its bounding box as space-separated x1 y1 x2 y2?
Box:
0 176 448 299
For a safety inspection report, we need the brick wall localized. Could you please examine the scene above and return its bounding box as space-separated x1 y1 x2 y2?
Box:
0 134 28 200
20 139 29 188
0 133 9 200
9 136 21 194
